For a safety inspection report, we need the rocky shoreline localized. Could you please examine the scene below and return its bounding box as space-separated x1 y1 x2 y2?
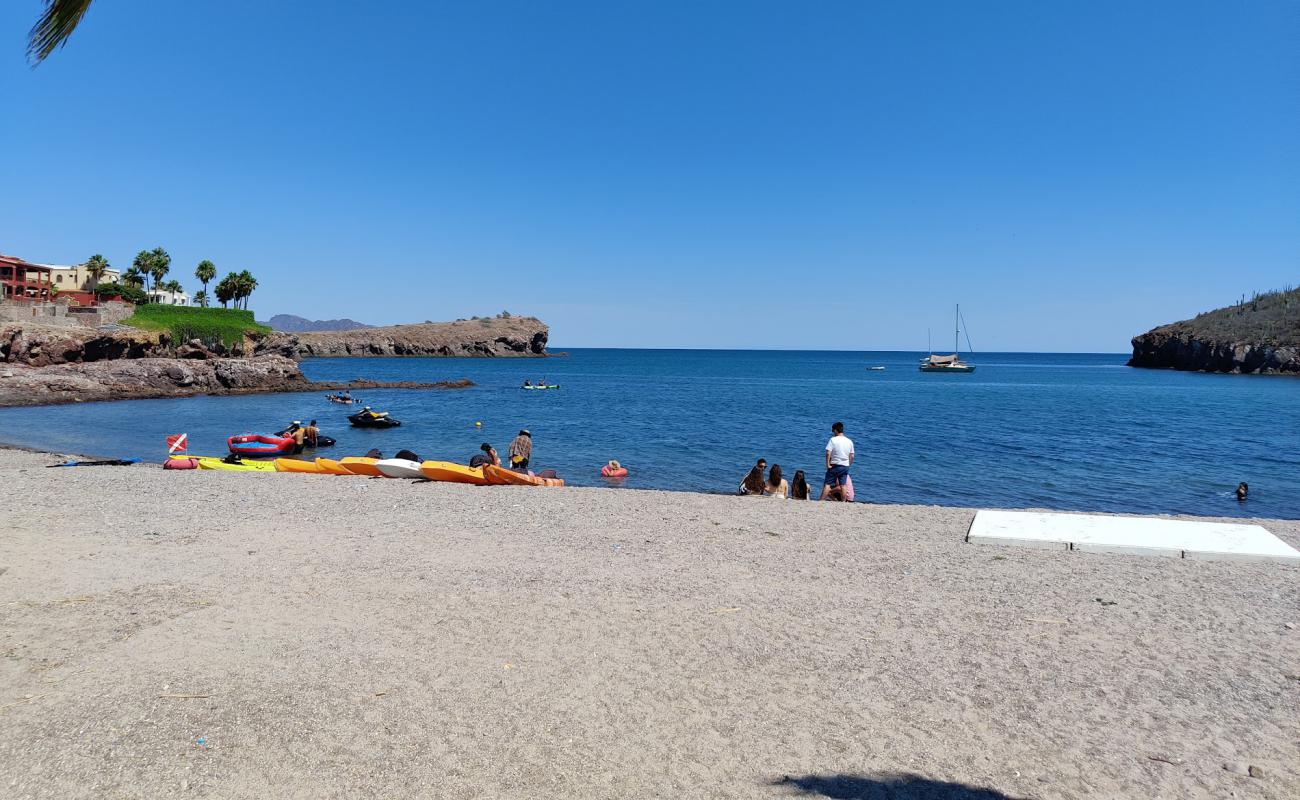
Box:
0 357 472 407
1129 330 1300 374
283 316 549 358
0 314 539 407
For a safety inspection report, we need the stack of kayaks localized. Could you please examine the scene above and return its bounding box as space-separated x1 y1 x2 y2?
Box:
179 453 563 486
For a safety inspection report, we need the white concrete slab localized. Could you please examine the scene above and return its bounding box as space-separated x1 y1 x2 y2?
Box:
967 510 1300 563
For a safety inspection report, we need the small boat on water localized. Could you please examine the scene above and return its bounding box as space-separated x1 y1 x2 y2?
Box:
867 366 886 371
522 384 560 390
920 306 976 373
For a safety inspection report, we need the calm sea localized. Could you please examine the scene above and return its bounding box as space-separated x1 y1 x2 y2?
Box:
1 349 1295 519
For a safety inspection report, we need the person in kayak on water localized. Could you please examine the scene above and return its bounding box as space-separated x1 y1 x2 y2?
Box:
508 429 532 470
523 380 533 388
469 443 500 469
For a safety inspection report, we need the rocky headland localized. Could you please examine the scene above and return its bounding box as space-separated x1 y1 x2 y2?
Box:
1129 288 1300 374
0 322 479 407
284 316 549 358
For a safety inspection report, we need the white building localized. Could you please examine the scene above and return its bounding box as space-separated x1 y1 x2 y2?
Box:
148 288 191 306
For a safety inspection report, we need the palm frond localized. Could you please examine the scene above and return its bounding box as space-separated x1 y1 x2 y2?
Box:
27 0 96 66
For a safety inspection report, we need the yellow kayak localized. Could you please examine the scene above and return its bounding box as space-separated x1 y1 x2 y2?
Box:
274 458 332 474
187 455 277 472
419 461 489 486
315 458 356 475
339 457 383 477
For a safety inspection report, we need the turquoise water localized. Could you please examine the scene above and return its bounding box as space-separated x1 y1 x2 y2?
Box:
1 349 1295 519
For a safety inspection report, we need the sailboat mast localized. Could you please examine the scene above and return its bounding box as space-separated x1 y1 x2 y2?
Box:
954 304 960 356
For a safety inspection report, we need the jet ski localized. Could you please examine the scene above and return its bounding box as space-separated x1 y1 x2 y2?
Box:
348 408 401 428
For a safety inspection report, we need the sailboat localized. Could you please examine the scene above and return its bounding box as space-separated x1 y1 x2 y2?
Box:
920 305 976 373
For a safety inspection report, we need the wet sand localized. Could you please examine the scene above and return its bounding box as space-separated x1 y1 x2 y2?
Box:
1 448 1296 799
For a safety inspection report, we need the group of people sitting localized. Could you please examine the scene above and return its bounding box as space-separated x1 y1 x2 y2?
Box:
738 421 857 501
739 459 815 500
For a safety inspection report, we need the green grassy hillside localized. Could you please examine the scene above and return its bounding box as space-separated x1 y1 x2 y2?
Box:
123 305 270 348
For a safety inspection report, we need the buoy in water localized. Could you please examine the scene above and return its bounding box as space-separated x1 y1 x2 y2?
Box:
475 421 482 427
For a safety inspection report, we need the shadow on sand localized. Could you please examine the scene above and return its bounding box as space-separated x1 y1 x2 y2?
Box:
771 772 1023 800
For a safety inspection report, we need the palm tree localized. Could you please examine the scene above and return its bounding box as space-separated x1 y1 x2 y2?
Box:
193 289 209 308
235 270 258 310
122 266 144 289
195 260 216 299
131 250 154 297
84 253 110 294
26 0 95 65
215 274 237 309
149 247 171 300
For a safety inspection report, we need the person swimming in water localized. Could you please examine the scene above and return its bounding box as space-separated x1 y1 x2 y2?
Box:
1236 482 1249 501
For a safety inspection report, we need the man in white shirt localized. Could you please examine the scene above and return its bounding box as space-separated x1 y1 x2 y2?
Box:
821 421 854 501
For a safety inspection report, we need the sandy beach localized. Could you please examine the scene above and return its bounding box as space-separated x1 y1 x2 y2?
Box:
1 447 1297 799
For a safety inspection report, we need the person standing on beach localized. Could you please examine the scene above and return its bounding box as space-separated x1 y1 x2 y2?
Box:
508 429 532 470
821 421 854 501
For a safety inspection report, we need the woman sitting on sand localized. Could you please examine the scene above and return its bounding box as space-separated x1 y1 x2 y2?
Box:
739 461 767 496
789 470 811 500
763 464 789 499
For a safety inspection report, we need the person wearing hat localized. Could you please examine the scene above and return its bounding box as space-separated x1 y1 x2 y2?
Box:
508 429 533 470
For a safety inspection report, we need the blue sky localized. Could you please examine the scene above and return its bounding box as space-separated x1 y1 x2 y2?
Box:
1 1 1296 351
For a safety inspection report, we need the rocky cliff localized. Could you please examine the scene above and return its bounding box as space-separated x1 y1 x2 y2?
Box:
286 316 549 358
1129 288 1300 374
0 356 312 407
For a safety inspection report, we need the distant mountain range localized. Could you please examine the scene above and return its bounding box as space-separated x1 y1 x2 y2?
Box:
262 314 373 333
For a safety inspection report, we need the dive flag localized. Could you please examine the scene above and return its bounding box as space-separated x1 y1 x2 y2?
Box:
166 433 188 454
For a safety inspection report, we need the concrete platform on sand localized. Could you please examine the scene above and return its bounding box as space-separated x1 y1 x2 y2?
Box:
967 509 1300 562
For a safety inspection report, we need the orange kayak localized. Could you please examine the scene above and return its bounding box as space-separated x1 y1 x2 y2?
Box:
274 458 332 474
483 464 564 487
419 461 489 485
315 458 355 475
339 457 383 477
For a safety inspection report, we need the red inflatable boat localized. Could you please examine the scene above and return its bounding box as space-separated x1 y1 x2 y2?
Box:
228 434 296 457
